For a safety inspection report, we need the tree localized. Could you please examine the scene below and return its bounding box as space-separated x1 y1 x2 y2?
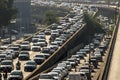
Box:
43 10 59 25
0 0 17 28
83 12 105 34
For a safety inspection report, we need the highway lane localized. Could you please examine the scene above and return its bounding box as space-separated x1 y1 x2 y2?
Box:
7 35 51 79
3 34 51 79
107 21 120 80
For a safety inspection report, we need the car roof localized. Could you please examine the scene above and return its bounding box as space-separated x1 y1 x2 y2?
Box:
11 70 22 73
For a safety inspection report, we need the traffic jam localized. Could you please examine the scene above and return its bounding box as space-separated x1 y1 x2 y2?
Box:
0 2 113 80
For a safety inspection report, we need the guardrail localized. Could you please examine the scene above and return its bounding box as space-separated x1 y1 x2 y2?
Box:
92 11 120 80
101 13 120 80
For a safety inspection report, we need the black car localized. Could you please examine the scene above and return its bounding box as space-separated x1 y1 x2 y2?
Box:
8 70 23 80
33 54 46 64
24 60 37 72
18 51 30 60
31 46 41 52
0 60 14 72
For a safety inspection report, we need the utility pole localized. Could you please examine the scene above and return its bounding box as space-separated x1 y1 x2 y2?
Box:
89 35 91 80
108 0 110 8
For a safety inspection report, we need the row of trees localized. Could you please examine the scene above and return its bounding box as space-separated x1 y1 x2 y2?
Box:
43 10 59 26
0 0 17 29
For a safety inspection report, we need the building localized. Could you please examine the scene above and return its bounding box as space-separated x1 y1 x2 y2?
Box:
13 0 33 33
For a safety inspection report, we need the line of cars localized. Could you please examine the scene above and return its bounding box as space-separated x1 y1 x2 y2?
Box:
75 14 115 80
38 33 111 80
0 5 97 80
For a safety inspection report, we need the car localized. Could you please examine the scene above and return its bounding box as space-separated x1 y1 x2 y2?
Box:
51 23 58 30
37 35 46 39
21 41 30 45
42 47 51 53
8 70 23 80
51 30 59 37
51 68 64 79
5 49 16 59
37 42 47 47
31 46 41 51
20 41 30 50
62 61 72 71
94 53 102 62
9 46 20 57
38 39 47 44
50 42 59 50
38 32 45 36
42 47 52 58
48 72 62 80
0 46 7 50
67 58 77 68
76 51 86 56
2 38 10 44
0 54 7 61
90 57 98 68
33 54 46 64
39 73 55 80
80 66 90 79
83 62 94 72
51 70 63 79
32 42 41 47
69 72 88 80
45 29 51 35
18 51 30 60
71 55 81 63
59 35 67 42
24 60 37 72
55 67 68 77
93 39 100 47
0 60 14 72
57 63 67 69
75 52 84 59
32 38 39 43
20 44 31 51
54 38 63 46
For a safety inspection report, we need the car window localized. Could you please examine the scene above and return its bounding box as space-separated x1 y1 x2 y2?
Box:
27 61 36 65
1 61 12 65
11 71 22 75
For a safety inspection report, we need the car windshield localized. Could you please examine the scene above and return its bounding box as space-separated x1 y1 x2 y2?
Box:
50 73 58 76
1 61 12 65
40 74 54 79
81 67 89 69
38 39 45 42
11 71 22 75
26 61 36 65
51 42 57 45
35 55 44 57
20 51 29 54
42 48 49 53
9 47 19 50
